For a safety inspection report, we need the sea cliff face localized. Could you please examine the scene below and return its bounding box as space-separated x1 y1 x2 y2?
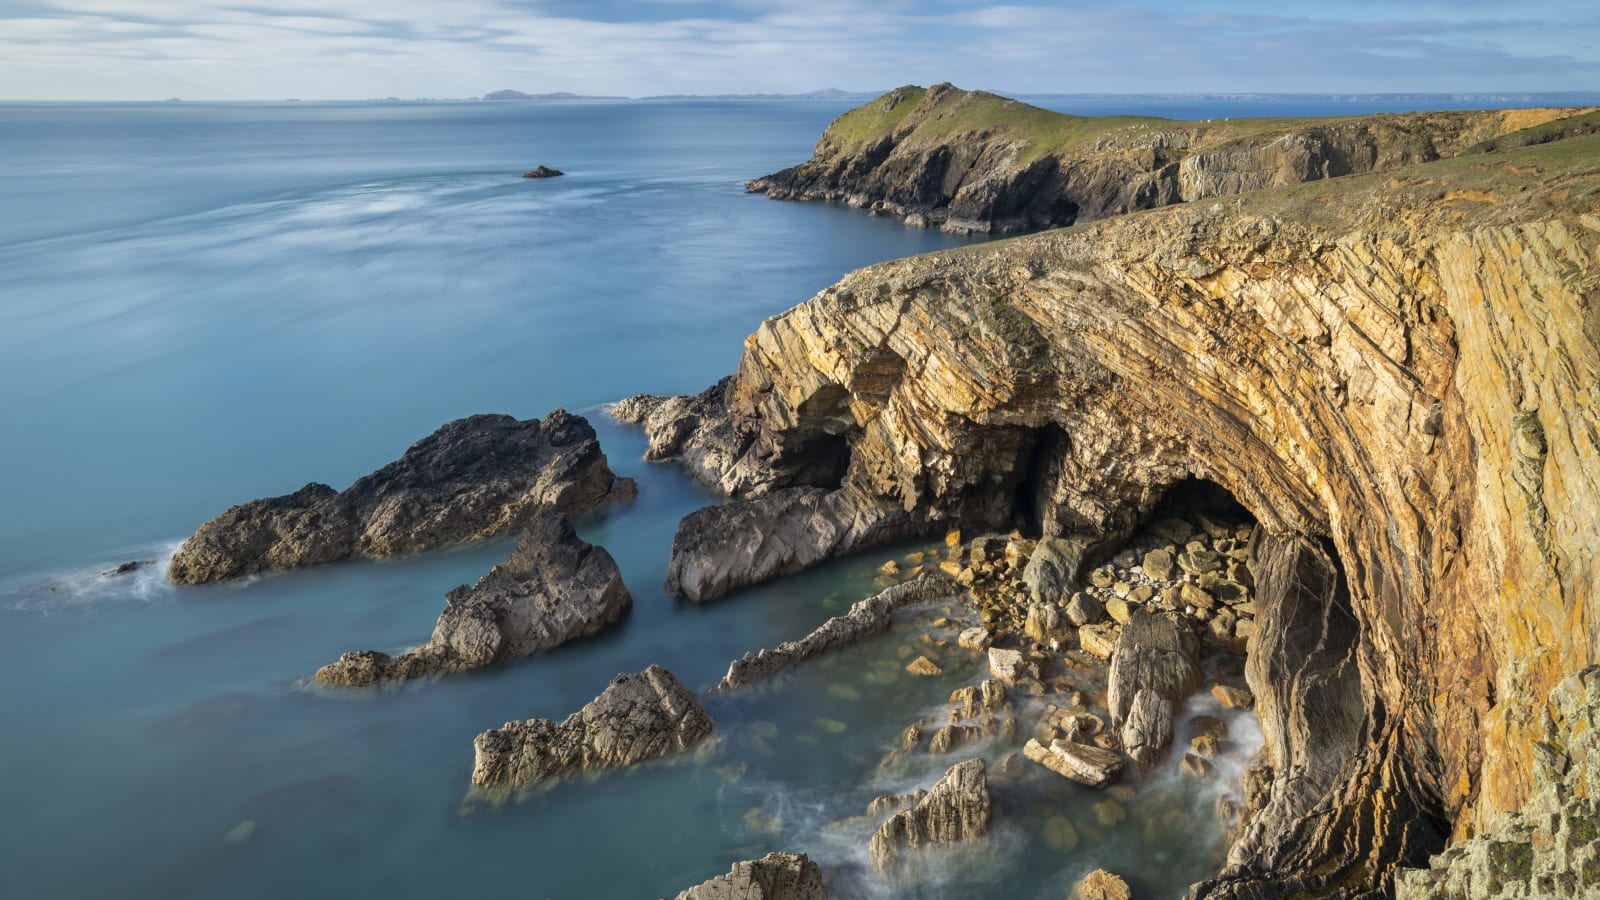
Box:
666 130 1600 895
748 83 1595 235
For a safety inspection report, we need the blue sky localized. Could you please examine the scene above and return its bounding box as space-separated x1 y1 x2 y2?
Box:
1 0 1596 100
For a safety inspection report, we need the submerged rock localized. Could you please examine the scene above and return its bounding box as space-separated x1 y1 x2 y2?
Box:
169 410 635 584
314 508 631 686
470 665 711 790
673 852 827 900
712 574 955 692
868 758 991 872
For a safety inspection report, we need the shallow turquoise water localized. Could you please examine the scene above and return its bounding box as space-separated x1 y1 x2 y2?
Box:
0 100 1264 898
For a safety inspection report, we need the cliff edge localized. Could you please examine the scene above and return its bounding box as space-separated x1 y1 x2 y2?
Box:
748 82 1596 234
675 125 1599 895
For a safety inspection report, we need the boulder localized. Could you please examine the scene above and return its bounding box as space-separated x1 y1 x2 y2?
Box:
1064 591 1105 627
170 410 634 584
315 509 631 686
1023 737 1126 787
1141 547 1176 581
957 627 993 651
1107 610 1201 767
906 655 943 676
1020 536 1088 603
988 648 1038 686
1024 602 1072 644
1071 869 1133 900
868 758 991 871
470 665 712 790
1212 683 1256 709
673 852 826 900
1078 622 1119 659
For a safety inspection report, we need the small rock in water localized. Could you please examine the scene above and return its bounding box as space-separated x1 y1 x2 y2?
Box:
221 820 257 845
1191 734 1223 758
906 655 944 676
1211 684 1255 709
1190 714 1228 740
879 559 901 575
103 560 152 576
521 165 564 178
814 717 848 734
958 627 993 651
1180 753 1216 778
1044 815 1080 849
1093 798 1127 826
1071 868 1132 900
828 683 862 701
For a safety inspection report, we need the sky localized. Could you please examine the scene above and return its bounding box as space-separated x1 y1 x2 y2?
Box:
0 0 1596 100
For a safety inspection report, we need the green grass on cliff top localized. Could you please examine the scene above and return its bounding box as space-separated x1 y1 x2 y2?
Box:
823 83 1594 166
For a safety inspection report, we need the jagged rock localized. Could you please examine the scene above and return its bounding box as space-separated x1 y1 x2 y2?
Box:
1072 869 1133 900
906 655 943 676
868 758 990 871
314 509 631 686
712 575 955 692
169 410 635 584
1190 715 1228 740
1182 753 1217 779
1024 737 1126 787
1142 547 1176 581
1211 684 1255 710
1020 535 1088 603
103 560 152 576
470 665 711 790
1120 688 1176 769
673 852 826 900
521 166 564 178
1192 734 1222 759
664 486 933 601
987 648 1038 687
1107 610 1201 767
1023 602 1072 644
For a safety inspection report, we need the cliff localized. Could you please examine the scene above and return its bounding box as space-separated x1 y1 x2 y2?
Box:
654 127 1600 895
748 82 1595 234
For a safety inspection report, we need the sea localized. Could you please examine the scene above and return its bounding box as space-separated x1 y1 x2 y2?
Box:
0 94 1533 898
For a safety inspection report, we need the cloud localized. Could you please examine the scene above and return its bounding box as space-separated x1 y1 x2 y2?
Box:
0 0 1595 99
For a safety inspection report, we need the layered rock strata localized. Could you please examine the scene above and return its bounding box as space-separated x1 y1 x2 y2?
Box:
713 574 955 691
313 509 631 686
169 409 635 584
1107 610 1203 768
640 130 1600 895
673 852 828 900
470 665 711 790
749 82 1594 234
867 758 991 872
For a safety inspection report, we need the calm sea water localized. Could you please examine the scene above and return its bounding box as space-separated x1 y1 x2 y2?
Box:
0 95 1469 898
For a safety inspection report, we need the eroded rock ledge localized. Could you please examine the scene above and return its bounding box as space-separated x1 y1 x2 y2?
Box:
313 508 631 686
673 852 828 900
470 665 711 791
625 130 1600 896
748 82 1595 234
712 573 955 692
169 409 636 584
867 757 991 872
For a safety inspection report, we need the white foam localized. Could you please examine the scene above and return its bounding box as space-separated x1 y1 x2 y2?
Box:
2 539 184 613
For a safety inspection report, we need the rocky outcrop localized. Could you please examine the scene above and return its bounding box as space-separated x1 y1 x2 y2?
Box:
522 166 564 178
169 410 635 584
867 758 991 871
748 82 1594 234
313 509 632 686
1072 870 1133 900
673 852 828 900
712 574 955 691
880 680 1016 773
470 665 711 790
654 126 1600 895
664 486 935 601
1107 610 1202 768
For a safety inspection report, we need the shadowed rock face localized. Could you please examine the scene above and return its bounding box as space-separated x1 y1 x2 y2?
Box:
169 409 636 584
630 134 1600 896
673 852 828 900
748 83 1595 235
312 508 632 686
470 665 712 791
